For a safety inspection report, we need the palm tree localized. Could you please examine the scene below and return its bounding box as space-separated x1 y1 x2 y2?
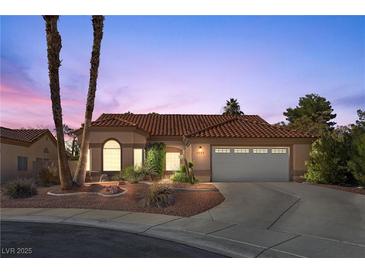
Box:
43 16 73 190
73 16 105 185
223 98 244 115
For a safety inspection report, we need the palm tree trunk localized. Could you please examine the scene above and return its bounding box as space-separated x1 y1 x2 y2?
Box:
73 16 105 186
43 16 73 190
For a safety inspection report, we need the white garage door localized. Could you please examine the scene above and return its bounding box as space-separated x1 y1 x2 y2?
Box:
212 147 290 182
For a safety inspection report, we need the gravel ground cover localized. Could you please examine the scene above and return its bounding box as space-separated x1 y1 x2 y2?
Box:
1 182 224 217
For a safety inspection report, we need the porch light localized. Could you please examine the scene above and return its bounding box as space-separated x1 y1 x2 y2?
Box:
198 146 203 152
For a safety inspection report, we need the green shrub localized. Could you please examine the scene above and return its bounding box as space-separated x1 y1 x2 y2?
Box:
348 128 365 186
111 173 123 181
305 130 352 184
171 163 197 184
145 183 174 208
122 166 145 183
145 143 166 179
6 178 37 199
37 167 59 187
140 162 159 179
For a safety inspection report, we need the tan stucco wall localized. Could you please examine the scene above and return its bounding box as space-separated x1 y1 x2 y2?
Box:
88 130 147 145
191 143 211 171
122 147 133 168
293 144 311 180
0 135 58 183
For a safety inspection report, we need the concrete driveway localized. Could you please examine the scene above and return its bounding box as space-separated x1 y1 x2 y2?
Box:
195 182 365 257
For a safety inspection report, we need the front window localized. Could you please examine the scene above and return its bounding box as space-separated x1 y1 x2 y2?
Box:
17 156 28 171
166 152 180 171
134 148 143 168
103 140 121 171
86 149 91 171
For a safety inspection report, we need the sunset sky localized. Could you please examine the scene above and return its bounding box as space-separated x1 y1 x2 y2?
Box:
1 16 364 129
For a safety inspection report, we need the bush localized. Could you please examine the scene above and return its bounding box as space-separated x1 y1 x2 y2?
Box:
171 163 197 184
305 130 352 184
122 166 145 183
348 128 365 186
6 178 37 199
145 143 166 179
145 183 174 208
171 171 191 183
37 167 59 187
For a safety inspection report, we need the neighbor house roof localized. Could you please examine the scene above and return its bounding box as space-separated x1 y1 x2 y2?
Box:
0 127 56 145
86 113 315 138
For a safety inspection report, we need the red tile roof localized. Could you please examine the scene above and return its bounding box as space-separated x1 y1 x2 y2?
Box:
89 113 314 138
0 127 54 143
186 117 314 138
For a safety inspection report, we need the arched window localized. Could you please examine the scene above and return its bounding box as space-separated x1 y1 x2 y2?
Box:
103 140 121 171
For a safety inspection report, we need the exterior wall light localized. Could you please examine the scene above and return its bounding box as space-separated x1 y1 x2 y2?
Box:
198 146 203 152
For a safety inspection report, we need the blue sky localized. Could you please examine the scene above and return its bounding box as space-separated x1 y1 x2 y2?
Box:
1 16 364 128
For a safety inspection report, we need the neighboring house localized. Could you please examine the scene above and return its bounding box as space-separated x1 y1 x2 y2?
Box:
0 127 58 183
75 113 316 182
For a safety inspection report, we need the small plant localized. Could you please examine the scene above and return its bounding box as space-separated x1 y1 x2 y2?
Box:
122 166 145 183
145 183 175 208
171 164 198 184
5 178 37 199
111 173 124 181
37 167 59 187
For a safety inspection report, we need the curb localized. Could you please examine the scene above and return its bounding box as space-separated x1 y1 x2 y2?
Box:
47 188 128 198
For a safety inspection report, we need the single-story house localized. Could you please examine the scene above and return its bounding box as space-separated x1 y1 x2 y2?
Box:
75 113 316 182
0 127 58 183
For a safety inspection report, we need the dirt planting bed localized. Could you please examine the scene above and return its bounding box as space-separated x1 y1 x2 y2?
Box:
1 182 224 217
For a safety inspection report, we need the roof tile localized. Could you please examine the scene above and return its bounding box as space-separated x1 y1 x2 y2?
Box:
89 113 314 138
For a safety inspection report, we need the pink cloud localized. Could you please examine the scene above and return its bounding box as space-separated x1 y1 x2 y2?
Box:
0 83 85 129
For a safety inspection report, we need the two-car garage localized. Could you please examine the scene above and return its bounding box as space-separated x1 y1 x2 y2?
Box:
212 146 290 182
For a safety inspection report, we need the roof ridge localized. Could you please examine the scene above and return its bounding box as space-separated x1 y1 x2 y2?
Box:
267 123 316 137
185 117 239 137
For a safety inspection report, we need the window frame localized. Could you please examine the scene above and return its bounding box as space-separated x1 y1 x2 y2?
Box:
253 148 269 154
102 139 121 172
234 148 250 153
215 148 231 153
17 156 28 171
271 148 288 154
133 148 144 169
165 152 181 171
86 149 91 171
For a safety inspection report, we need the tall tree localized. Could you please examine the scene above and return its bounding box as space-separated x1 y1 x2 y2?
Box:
43 16 73 190
284 93 336 136
73 16 105 185
348 109 365 186
223 98 244 115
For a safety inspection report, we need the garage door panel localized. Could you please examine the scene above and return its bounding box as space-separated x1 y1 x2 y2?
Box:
212 147 289 182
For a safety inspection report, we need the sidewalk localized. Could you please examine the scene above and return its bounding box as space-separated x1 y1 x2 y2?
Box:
1 207 299 258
